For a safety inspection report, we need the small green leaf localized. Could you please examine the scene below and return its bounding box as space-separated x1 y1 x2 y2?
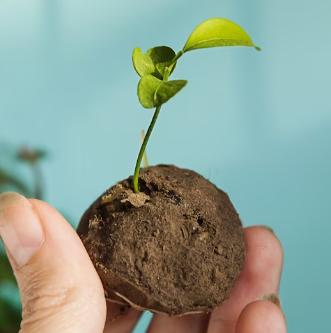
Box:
137 75 187 108
132 48 155 78
133 46 176 79
138 75 162 108
183 18 260 52
155 80 187 105
149 47 176 78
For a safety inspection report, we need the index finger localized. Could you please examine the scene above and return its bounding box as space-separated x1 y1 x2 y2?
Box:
207 226 284 333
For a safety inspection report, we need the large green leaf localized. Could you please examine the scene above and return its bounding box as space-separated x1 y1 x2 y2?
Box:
133 46 176 79
183 18 260 52
137 75 187 109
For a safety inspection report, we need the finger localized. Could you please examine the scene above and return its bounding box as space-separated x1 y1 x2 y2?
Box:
236 300 286 333
147 313 210 333
0 192 107 333
207 226 283 333
103 303 142 333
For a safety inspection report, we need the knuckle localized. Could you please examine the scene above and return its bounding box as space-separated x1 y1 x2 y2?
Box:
22 282 75 320
18 268 106 332
20 271 78 328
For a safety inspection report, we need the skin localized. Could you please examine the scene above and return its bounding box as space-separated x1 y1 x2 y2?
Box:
0 193 286 333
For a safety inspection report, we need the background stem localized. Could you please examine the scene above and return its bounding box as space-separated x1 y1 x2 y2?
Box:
133 105 162 193
32 162 43 200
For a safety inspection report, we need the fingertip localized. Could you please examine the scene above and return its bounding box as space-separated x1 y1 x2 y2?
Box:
243 226 284 289
244 226 283 256
0 193 44 268
199 225 285 331
236 300 286 333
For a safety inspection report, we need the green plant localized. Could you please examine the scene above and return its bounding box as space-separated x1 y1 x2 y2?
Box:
17 147 47 200
132 18 260 193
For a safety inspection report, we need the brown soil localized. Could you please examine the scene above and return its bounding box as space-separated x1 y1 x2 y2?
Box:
77 165 245 316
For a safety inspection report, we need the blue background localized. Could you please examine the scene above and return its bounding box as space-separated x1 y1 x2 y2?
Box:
1 0 330 332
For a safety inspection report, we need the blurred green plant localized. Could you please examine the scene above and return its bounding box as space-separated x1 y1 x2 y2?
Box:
0 253 15 284
0 298 21 333
16 147 47 200
0 168 30 196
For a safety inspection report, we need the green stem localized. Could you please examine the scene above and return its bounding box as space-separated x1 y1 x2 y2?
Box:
169 50 184 67
133 105 162 193
141 130 149 168
164 51 184 81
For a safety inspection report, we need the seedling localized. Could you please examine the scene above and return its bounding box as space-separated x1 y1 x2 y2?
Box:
78 18 259 317
132 18 259 193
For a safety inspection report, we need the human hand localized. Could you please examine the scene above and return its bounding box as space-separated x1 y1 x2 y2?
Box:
0 192 286 333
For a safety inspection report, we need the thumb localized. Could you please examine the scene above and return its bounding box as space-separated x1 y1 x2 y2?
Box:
0 192 106 333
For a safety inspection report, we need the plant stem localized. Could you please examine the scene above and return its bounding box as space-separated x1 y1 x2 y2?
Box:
32 162 43 200
141 130 149 168
169 50 184 67
133 105 162 193
164 51 184 81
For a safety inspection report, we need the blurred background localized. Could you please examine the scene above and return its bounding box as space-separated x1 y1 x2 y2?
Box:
0 0 330 332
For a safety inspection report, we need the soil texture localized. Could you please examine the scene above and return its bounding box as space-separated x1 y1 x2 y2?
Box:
77 165 245 316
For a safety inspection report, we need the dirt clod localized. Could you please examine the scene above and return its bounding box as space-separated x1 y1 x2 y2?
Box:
77 165 245 316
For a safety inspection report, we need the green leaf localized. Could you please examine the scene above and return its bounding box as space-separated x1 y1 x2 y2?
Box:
155 80 187 105
138 75 162 108
132 48 154 78
133 46 176 79
137 75 187 108
150 47 177 78
183 18 260 52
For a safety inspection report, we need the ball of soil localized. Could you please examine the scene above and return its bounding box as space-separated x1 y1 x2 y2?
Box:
77 165 245 316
